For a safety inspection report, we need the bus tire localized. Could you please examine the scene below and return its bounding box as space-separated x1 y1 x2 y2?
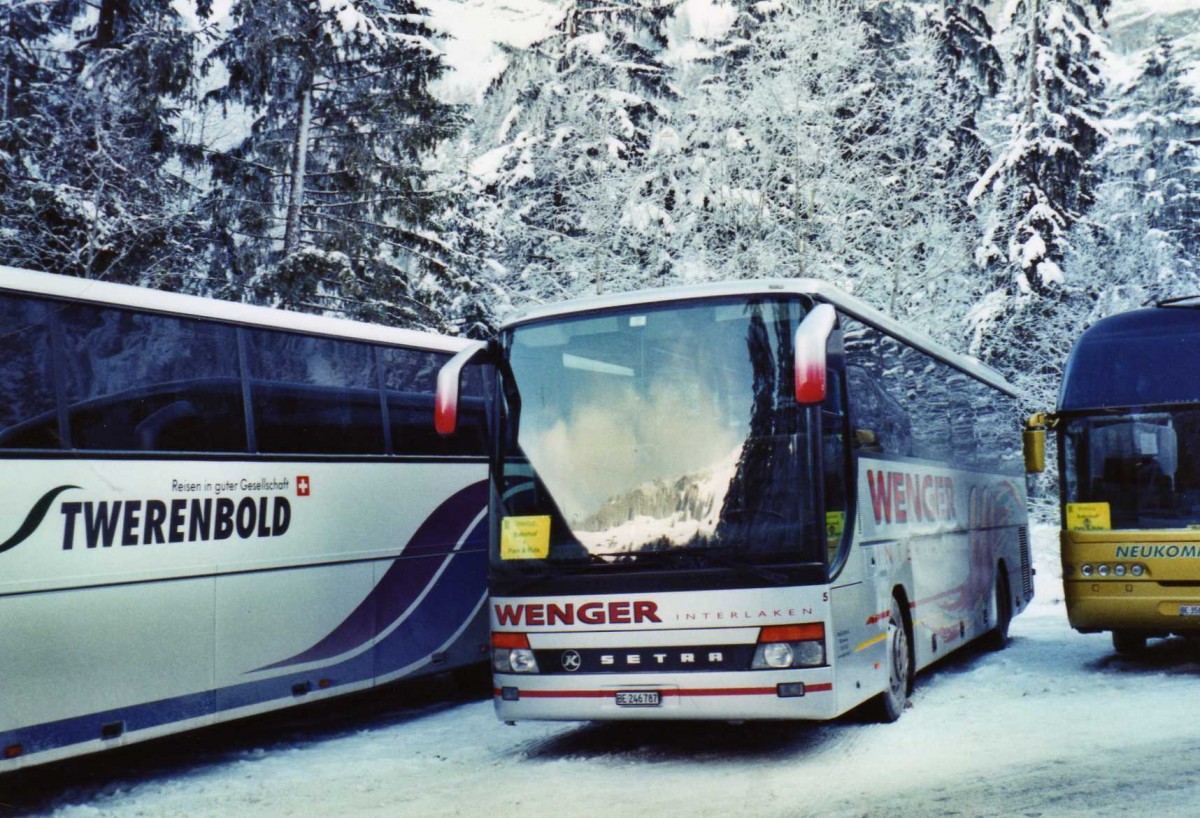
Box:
983 568 1012 651
872 595 912 723
1112 630 1147 655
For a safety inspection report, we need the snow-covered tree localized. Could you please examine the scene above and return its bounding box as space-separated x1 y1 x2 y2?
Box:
972 0 1110 296
966 0 1110 403
0 1 208 285
468 0 677 304
928 0 1004 191
1116 33 1200 273
1042 29 1200 370
203 0 468 330
618 1 985 345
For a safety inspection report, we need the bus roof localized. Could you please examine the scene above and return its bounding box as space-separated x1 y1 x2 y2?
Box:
0 266 471 353
502 278 1016 396
1059 305 1200 411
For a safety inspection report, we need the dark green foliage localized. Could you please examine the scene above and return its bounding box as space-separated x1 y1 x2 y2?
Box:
0 1 206 285
202 0 470 331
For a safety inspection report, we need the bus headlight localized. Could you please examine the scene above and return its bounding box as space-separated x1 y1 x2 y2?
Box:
1097 564 1110 577
1114 564 1127 577
492 632 539 674
1080 564 1094 577
760 642 794 669
1130 564 1146 577
751 624 826 669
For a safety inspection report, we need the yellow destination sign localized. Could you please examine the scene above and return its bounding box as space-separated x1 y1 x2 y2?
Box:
825 510 846 540
1066 502 1111 532
500 515 551 560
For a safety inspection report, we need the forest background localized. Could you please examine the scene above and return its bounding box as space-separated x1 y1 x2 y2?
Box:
2 0 1198 432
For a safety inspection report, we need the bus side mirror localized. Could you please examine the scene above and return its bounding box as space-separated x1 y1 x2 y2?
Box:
435 341 488 436
795 303 837 404
1023 429 1046 474
1023 413 1056 474
854 429 879 450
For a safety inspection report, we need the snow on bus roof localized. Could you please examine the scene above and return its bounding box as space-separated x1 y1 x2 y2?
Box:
502 278 1016 396
0 266 471 353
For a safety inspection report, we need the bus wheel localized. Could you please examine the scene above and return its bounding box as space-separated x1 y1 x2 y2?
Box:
872 595 912 723
1112 630 1147 655
983 569 1012 651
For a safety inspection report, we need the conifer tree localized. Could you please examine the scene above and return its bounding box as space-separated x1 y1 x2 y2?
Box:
468 0 677 302
966 0 1110 393
0 1 208 285
929 0 1004 190
203 0 467 330
972 0 1110 295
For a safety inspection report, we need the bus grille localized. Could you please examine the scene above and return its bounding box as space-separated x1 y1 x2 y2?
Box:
1018 526 1033 597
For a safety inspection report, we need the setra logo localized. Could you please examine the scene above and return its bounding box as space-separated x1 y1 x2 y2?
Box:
0 485 79 556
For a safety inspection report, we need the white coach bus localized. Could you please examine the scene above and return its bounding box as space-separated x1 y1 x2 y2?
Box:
437 279 1031 723
0 267 489 771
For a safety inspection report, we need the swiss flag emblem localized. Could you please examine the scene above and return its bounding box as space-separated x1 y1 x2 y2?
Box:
297 476 311 497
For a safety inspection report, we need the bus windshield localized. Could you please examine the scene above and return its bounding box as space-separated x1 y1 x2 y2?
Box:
1063 408 1200 529
495 297 822 572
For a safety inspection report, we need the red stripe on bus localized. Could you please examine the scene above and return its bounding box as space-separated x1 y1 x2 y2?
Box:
913 584 968 608
493 683 833 699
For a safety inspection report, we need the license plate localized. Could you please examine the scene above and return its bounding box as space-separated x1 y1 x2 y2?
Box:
615 690 661 707
1181 605 1200 616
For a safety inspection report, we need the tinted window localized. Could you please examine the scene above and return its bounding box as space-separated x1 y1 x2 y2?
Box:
59 304 246 451
1062 410 1200 528
843 317 1018 474
0 294 60 448
379 347 486 456
245 330 384 454
1061 307 1200 411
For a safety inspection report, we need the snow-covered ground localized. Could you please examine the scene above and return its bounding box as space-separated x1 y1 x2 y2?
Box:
8 524 1200 817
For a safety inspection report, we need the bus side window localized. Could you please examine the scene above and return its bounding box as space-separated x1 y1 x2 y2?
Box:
823 367 851 572
246 330 384 455
0 294 60 449
59 303 247 452
378 347 487 456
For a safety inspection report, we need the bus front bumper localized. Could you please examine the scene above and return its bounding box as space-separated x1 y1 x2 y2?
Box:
1064 579 1200 634
491 668 840 722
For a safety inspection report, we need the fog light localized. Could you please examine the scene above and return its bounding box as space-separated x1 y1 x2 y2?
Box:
776 682 806 698
501 687 520 701
1081 564 1094 577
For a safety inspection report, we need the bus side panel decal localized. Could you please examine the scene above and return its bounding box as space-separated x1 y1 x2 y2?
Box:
0 690 216 761
4 483 490 763
254 480 488 671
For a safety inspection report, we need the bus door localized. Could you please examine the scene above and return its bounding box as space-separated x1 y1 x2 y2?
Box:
821 332 882 704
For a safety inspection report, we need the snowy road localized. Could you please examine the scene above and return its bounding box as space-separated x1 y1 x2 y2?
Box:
7 526 1200 817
